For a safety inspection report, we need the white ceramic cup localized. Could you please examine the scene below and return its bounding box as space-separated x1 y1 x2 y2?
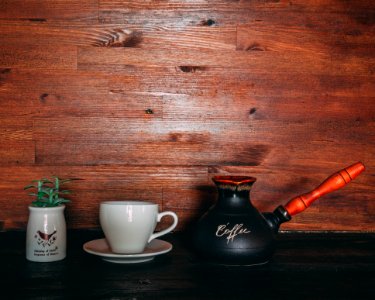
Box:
99 201 178 254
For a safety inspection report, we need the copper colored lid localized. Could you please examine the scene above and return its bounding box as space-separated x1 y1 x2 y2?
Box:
212 176 256 185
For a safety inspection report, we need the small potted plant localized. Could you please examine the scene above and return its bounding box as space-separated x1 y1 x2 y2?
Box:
24 176 77 262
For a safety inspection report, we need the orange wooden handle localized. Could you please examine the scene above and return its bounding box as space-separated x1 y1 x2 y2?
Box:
284 162 365 216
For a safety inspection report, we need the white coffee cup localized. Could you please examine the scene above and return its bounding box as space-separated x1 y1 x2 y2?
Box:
99 201 178 254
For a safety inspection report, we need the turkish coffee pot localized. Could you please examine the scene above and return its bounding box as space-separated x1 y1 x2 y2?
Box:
191 162 365 265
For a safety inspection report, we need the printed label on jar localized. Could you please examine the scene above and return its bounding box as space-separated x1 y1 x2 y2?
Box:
33 246 59 257
34 229 58 247
32 229 59 257
215 223 251 244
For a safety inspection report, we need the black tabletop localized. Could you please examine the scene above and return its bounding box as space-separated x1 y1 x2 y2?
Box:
0 230 374 300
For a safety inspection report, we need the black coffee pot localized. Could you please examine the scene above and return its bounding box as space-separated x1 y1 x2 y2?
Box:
191 162 365 265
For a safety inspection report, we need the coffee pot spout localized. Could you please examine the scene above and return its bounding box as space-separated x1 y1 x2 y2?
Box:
263 162 365 233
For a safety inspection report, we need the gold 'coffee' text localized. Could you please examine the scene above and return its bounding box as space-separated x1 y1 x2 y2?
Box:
215 223 251 244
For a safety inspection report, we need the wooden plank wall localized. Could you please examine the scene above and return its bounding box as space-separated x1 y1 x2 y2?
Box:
0 0 374 232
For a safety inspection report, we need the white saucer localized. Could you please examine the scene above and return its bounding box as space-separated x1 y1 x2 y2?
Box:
83 238 173 264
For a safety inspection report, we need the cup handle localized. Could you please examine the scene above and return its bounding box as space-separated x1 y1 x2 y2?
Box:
148 211 178 243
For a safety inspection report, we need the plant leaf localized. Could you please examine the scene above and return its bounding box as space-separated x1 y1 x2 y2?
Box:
24 185 36 190
27 176 78 206
57 199 70 204
32 200 48 207
41 178 53 183
60 178 80 184
59 190 71 194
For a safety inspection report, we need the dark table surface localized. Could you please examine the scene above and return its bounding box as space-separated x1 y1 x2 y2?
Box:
0 230 374 300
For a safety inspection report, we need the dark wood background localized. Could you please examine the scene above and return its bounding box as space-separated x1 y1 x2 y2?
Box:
0 0 374 232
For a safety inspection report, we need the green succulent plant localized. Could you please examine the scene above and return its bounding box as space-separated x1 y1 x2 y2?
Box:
24 176 77 207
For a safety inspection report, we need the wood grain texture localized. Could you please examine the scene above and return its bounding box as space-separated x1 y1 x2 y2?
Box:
0 22 236 50
98 1 375 28
78 47 374 75
0 166 208 230
0 141 35 165
0 0 374 231
4 69 374 101
0 0 98 21
0 45 77 70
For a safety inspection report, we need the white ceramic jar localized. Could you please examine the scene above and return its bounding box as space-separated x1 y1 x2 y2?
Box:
26 205 66 262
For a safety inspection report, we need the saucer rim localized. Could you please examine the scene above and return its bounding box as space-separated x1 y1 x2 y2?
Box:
83 238 173 259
